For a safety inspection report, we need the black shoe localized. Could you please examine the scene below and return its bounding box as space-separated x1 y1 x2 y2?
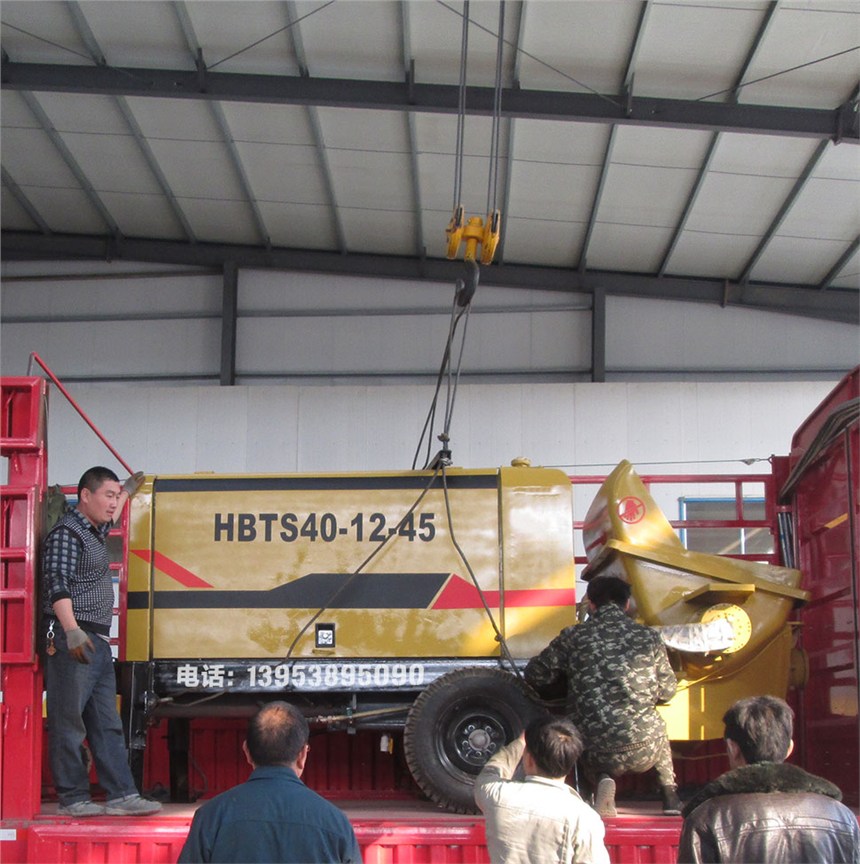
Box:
662 785 682 815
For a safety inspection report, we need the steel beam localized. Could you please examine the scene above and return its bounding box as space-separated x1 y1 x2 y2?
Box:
2 61 855 142
2 230 855 324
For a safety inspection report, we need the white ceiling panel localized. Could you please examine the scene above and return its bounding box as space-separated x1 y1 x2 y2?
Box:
26 91 128 134
832 247 860 289
636 2 770 99
740 2 860 108
295 1 402 81
124 97 223 141
340 208 415 255
517 1 640 93
667 229 759 280
508 161 596 222
22 186 106 234
220 102 316 147
178 198 260 245
260 202 337 249
100 191 185 240
588 222 676 273
49 129 161 195
183 0 301 75
597 163 698 232
751 235 853 285
612 126 714 170
1 186 34 229
512 119 608 169
144 138 246 200
408 1 516 87
710 133 820 177
328 147 413 210
687 173 802 236
502 217 580 268
778 175 859 242
0 0 89 64
2 123 77 187
235 141 328 204
317 107 409 151
77 0 190 69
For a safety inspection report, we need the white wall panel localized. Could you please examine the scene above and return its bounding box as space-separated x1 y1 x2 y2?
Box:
35 377 840 492
607 297 859 372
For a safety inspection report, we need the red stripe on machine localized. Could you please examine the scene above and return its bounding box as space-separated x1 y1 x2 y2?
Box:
131 549 214 588
432 574 575 609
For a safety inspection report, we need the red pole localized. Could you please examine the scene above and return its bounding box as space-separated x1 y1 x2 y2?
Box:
29 353 134 474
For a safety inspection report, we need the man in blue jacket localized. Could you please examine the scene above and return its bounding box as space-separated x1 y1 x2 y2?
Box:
178 701 361 863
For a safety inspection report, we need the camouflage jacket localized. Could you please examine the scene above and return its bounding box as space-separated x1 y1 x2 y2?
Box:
524 602 677 750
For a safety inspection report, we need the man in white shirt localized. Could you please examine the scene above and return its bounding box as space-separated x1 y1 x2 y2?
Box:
474 716 609 864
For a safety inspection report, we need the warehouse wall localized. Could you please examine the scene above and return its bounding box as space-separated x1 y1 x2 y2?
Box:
2 260 856 384
0 260 854 489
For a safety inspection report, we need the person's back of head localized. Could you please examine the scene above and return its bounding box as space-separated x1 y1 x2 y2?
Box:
723 695 793 764
524 717 583 779
585 576 631 609
246 701 309 767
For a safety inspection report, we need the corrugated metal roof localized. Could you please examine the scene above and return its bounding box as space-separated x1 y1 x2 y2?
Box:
1 1 858 324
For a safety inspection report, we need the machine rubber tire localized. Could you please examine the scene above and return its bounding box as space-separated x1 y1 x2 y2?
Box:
404 667 541 813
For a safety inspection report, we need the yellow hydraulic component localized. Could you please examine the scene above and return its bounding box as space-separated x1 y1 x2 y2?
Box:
446 207 502 265
582 459 811 741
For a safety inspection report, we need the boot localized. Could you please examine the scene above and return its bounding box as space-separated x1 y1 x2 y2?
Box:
661 784 682 815
594 775 617 818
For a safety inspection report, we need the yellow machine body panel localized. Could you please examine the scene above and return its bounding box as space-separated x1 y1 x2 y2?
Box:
125 466 576 661
582 460 809 741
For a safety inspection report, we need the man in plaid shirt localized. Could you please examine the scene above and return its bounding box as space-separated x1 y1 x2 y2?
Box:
42 465 161 817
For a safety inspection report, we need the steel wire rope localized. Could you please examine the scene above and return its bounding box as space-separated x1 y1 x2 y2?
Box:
451 0 470 214
412 288 471 471
486 1 505 218
439 464 523 679
440 296 472 448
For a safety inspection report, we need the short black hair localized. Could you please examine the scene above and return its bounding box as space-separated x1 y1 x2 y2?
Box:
723 695 793 764
586 575 631 608
524 717 583 778
246 701 309 766
78 466 120 500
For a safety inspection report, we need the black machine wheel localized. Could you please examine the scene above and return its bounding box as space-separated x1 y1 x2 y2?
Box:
404 667 542 813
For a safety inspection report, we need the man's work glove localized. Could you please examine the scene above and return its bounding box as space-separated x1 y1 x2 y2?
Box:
66 627 95 664
122 471 145 498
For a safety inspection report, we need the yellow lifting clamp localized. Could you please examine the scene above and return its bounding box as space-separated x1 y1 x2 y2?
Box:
445 205 465 260
445 207 501 265
480 209 501 266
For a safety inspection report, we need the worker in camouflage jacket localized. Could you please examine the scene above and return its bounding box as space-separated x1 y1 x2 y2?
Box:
524 575 681 817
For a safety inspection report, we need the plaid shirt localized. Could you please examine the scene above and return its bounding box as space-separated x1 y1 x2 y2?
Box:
42 507 114 635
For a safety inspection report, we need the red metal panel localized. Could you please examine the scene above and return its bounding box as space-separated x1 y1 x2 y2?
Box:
21 814 682 864
143 720 419 801
1 377 47 822
789 368 860 807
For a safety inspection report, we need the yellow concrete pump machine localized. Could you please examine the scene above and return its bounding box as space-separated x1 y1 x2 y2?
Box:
121 460 807 813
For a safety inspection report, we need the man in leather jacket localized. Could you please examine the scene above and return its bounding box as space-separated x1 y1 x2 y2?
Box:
678 695 859 863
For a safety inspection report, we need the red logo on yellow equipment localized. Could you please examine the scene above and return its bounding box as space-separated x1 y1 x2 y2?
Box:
617 496 646 524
